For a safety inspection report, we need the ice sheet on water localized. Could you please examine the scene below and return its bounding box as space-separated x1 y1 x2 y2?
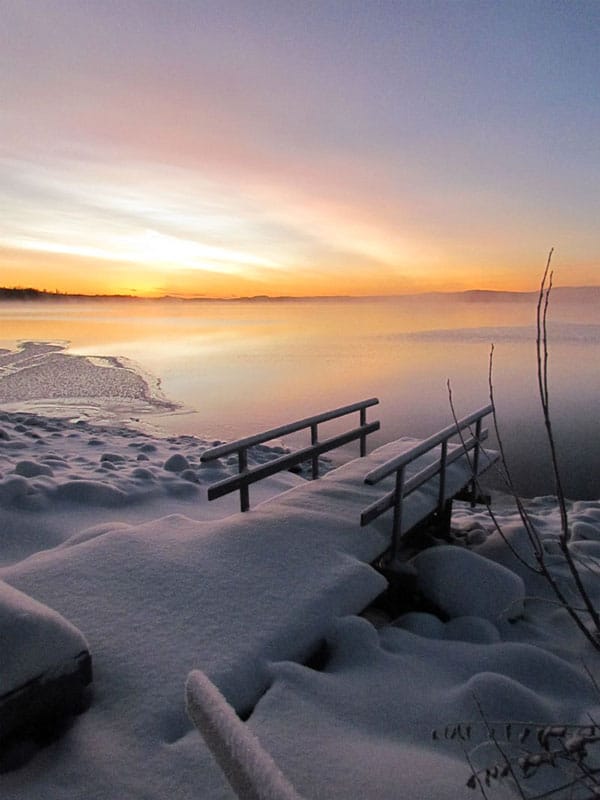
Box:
389 321 600 344
0 341 178 423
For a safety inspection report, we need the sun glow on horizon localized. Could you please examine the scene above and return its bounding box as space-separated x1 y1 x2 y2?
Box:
1 3 598 297
2 150 596 298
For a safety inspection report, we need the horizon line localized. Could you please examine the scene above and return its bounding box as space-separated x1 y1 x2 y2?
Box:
2 285 600 303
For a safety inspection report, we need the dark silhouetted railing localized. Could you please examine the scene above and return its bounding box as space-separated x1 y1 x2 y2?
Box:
360 405 497 559
201 398 380 511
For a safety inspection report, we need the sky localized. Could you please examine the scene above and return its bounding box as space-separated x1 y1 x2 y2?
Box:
1 0 599 297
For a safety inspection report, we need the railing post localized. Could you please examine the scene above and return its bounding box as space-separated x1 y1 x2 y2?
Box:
202 398 379 507
390 466 406 563
359 406 367 457
238 448 249 512
471 417 482 507
311 423 319 479
437 439 448 514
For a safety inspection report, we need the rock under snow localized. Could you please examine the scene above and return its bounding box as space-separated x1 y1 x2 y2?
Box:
13 460 53 478
164 453 190 472
413 544 525 623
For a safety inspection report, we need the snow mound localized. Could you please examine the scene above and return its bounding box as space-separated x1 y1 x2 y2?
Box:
393 612 501 643
571 520 600 542
164 453 190 472
414 545 525 623
13 460 53 477
54 479 129 506
245 615 597 800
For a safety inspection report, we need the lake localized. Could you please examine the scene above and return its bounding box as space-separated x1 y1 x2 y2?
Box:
1 291 599 499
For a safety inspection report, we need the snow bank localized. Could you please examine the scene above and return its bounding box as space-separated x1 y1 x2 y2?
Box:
245 616 598 800
1 411 600 800
0 412 391 797
0 411 307 566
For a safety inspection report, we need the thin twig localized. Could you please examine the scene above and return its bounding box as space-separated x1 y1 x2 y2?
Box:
535 251 600 640
473 694 528 800
447 378 538 572
463 744 492 800
486 346 549 565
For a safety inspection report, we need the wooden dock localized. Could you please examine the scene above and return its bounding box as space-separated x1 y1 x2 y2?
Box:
202 399 500 565
0 400 500 777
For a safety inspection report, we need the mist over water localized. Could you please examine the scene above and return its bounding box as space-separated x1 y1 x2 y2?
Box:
1 292 599 499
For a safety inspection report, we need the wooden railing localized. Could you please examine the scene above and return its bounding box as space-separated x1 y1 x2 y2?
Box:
201 398 380 511
360 405 497 559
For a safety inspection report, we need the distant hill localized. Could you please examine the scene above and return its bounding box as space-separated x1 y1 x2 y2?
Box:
0 287 133 301
460 287 600 303
0 287 59 301
1 286 599 303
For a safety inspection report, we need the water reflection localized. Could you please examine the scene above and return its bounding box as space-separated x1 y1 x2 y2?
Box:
0 294 598 498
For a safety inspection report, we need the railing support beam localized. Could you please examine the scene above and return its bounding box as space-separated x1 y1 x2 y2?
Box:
201 399 380 510
238 448 249 512
471 418 482 507
311 423 319 480
437 440 448 515
360 407 367 457
361 405 498 555
390 466 405 563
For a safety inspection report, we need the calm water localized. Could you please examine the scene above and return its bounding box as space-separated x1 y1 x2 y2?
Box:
1 293 599 499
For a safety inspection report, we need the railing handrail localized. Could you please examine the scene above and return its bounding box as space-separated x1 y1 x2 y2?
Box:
201 398 379 461
364 404 493 486
360 430 491 527
360 404 497 562
207 422 380 502
201 398 380 511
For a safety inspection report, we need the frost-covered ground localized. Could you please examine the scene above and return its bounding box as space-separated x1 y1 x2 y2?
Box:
1 410 600 799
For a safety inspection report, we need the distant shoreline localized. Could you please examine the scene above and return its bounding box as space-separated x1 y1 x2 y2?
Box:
2 286 600 303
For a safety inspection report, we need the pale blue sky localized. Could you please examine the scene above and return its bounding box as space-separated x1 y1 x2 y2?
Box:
1 0 598 295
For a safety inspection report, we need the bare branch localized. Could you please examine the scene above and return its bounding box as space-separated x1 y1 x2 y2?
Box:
447 377 538 572
533 250 600 638
473 695 528 800
460 251 600 649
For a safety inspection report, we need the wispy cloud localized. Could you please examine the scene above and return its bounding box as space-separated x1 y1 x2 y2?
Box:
1 1 598 294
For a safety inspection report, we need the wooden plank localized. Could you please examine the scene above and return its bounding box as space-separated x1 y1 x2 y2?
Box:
207 422 380 502
201 398 379 461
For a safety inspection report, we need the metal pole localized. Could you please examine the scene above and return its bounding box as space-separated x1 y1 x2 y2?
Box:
391 466 405 562
359 406 367 457
471 418 482 507
238 448 250 512
311 423 319 479
437 439 448 514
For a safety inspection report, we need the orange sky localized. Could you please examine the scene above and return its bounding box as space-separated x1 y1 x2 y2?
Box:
1 2 598 297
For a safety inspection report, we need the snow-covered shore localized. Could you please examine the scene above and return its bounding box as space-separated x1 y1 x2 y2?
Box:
1 411 600 799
